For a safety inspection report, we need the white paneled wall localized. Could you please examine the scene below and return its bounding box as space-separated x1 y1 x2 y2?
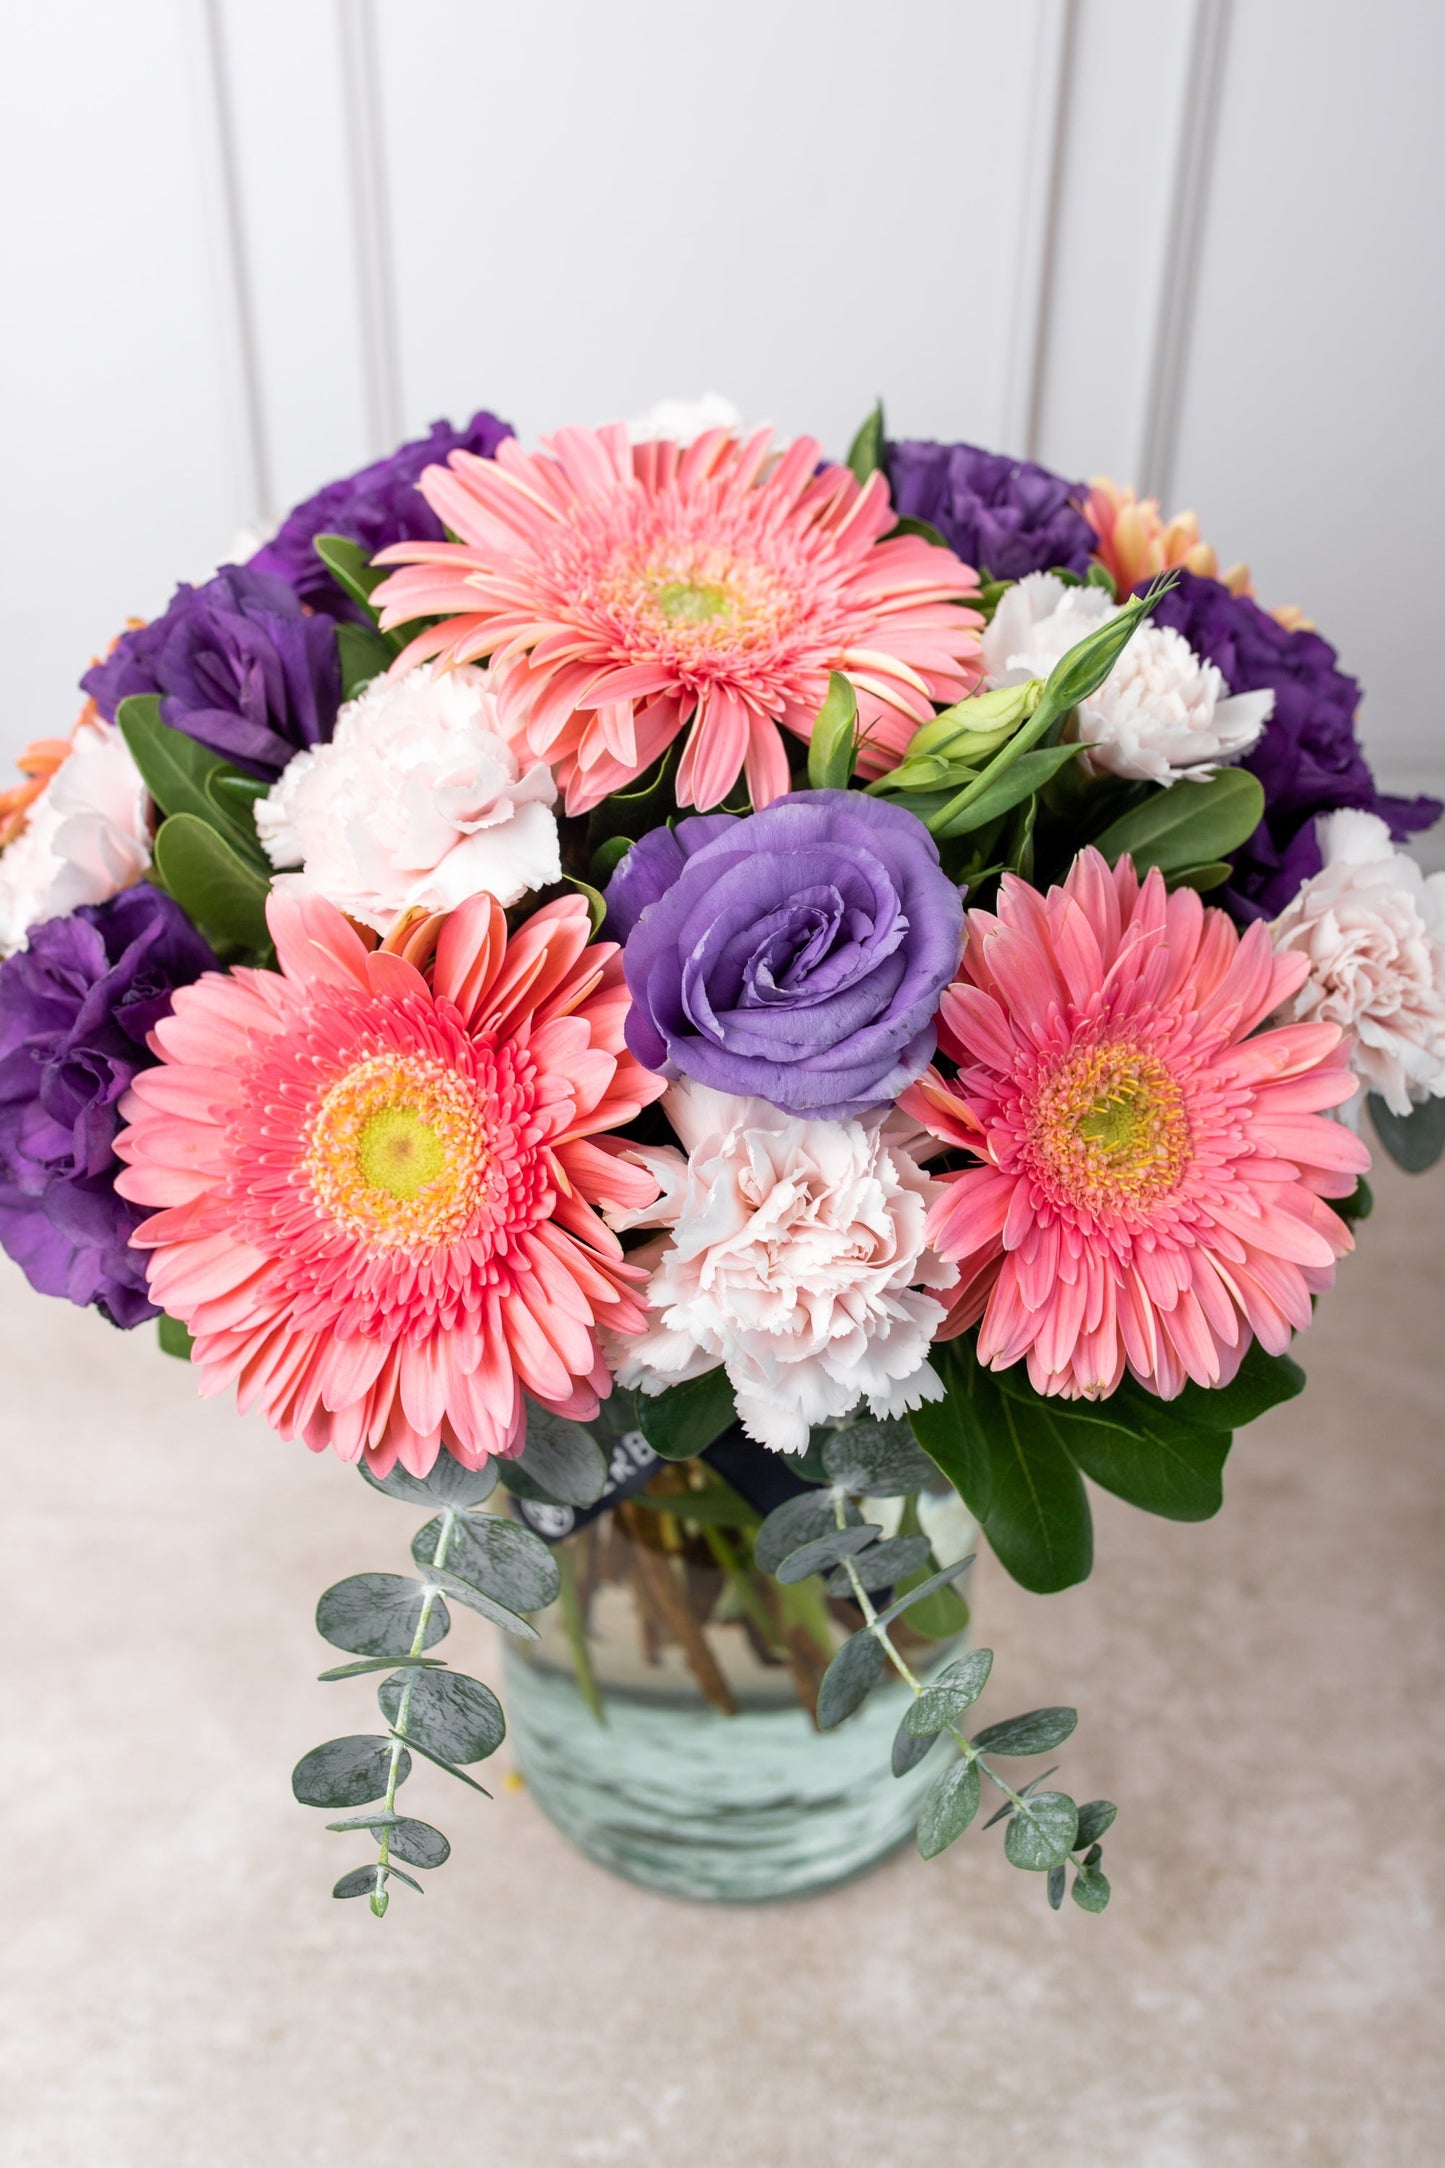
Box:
1 0 1440 830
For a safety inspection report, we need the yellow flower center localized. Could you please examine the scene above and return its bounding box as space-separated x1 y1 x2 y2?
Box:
305 1052 488 1250
1029 1042 1191 1210
655 578 734 624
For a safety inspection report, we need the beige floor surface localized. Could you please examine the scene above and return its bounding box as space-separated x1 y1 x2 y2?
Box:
0 1153 1441 2168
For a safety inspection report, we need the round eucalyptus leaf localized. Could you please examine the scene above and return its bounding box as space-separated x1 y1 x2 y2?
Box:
1074 1799 1117 1849
971 1705 1077 1757
891 1706 941 1778
423 1566 539 1640
774 1523 879 1586
754 1491 860 1577
1003 1790 1079 1872
816 1627 886 1730
822 1419 939 1497
378 1669 505 1766
333 1866 386 1901
371 1816 450 1870
412 1514 560 1613
1071 1865 1111 1913
917 1756 981 1858
361 1449 499 1509
292 1734 407 1809
1047 1862 1067 1910
316 1573 450 1659
826 1534 932 1597
905 1648 995 1736
500 1406 608 1507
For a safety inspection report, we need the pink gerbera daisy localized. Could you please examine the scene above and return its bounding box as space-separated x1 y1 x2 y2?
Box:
112 890 665 1474
370 424 984 816
900 850 1370 1401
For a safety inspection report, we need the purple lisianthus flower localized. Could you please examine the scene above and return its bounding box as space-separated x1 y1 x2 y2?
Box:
614 790 964 1119
81 565 342 782
886 438 1094 582
0 885 216 1327
250 410 513 620
1145 571 1442 919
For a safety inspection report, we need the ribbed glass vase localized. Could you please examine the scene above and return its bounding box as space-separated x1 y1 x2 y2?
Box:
504 1459 972 1902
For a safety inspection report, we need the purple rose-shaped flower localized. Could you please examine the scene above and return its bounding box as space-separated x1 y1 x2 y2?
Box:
1145 571 1442 919
250 410 513 620
82 565 342 782
886 438 1094 582
0 885 216 1326
614 791 965 1118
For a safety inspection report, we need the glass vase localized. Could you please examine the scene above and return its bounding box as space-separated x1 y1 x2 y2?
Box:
503 1456 972 1903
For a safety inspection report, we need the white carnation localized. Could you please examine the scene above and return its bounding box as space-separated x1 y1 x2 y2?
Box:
983 570 1273 785
0 722 152 955
255 662 561 932
625 393 746 445
609 1081 958 1455
1270 810 1445 1118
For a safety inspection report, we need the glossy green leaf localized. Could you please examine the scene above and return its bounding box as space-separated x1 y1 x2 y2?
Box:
362 1449 499 1510
982 1390 1094 1593
916 1756 981 1858
584 743 677 850
931 742 1082 839
313 532 387 614
1091 766 1265 877
1140 1338 1304 1434
633 1368 737 1460
888 1496 973 1639
909 1341 996 1519
566 876 607 936
816 1626 886 1729
971 1706 1078 1756
889 513 951 549
116 696 241 831
1165 860 1232 893
845 400 885 485
336 621 395 700
588 833 633 886
152 812 271 952
807 671 859 791
156 1313 193 1361
1003 1790 1079 1871
378 1668 505 1765
905 1648 994 1736
316 1573 450 1660
293 1734 405 1810
412 1513 560 1613
1368 1090 1445 1173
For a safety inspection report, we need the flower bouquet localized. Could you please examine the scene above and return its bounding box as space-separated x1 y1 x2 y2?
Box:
3 397 1441 1919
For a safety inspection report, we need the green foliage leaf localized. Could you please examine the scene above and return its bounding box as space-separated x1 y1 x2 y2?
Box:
870 1555 975 1633
816 1627 886 1729
157 1313 193 1360
1092 767 1266 878
1071 1865 1112 1913
422 1565 539 1640
566 876 608 936
905 1648 994 1736
1003 1790 1079 1871
807 671 859 791
754 1490 862 1576
1336 1175 1373 1226
1047 1861 1067 1909
313 532 387 614
384 1725 492 1794
116 694 261 861
821 1418 939 1497
845 400 885 485
892 1705 942 1777
374 1817 450 1870
931 742 1081 839
293 1734 405 1809
916 1756 981 1858
498 1407 608 1507
584 743 677 851
824 1534 932 1596
317 1655 447 1682
633 1369 736 1460
982 1389 1094 1592
316 1573 450 1659
588 833 633 886
1036 1396 1231 1523
774 1523 880 1586
909 1342 995 1518
1368 1091 1445 1173
333 1865 391 1901
971 1706 1078 1756
152 811 271 952
412 1513 560 1613
378 1669 505 1765
336 621 395 700
361 1448 500 1510
1165 860 1232 892
1163 1338 1305 1431
1073 1799 1117 1847
890 513 951 549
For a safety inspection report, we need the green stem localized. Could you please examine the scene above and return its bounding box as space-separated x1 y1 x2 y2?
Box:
556 1545 605 1725
702 1524 780 1647
370 1507 457 1918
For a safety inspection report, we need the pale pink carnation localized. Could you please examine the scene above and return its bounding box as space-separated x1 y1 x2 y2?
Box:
1270 811 1445 1118
0 717 151 955
608 1080 957 1454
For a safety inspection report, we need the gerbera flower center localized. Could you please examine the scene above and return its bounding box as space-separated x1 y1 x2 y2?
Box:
304 1051 488 1250
1026 1041 1191 1211
597 541 799 663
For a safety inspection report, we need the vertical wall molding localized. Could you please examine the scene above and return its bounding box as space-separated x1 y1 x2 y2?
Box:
182 0 274 525
1136 0 1233 505
998 0 1074 460
337 0 402 454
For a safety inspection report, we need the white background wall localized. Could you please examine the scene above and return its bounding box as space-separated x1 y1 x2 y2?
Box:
1 0 1440 829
